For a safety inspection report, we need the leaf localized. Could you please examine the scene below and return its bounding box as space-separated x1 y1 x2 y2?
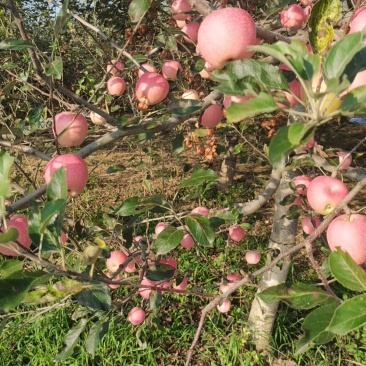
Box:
0 39 34 50
179 169 218 188
54 0 70 38
114 196 167 216
0 259 23 278
154 227 184 256
327 294 366 335
54 318 88 362
40 200 66 232
0 227 19 244
172 133 185 155
106 164 126 174
75 284 111 311
167 99 201 116
185 214 215 248
44 57 63 80
341 85 366 115
268 124 315 167
295 303 338 354
85 315 109 358
146 263 175 282
226 93 278 123
46 166 68 201
308 0 341 55
128 0 152 22
329 249 366 292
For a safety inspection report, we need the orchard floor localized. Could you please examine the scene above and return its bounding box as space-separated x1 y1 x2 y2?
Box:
1 116 366 366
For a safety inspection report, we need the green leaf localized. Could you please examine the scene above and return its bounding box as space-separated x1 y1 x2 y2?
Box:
85 315 109 358
0 39 34 50
75 284 111 311
114 196 168 216
172 133 185 155
106 164 126 174
295 303 338 354
0 151 14 197
46 166 68 201
54 0 70 38
154 227 184 256
0 259 23 278
44 57 63 80
226 93 278 123
329 249 366 292
128 0 152 22
146 263 175 282
327 294 366 335
179 169 218 188
0 227 19 244
340 85 366 114
54 318 88 362
40 200 66 233
168 99 201 116
185 214 215 248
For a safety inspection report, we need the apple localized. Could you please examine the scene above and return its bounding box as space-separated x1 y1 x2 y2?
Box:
106 272 122 289
0 214 32 256
127 307 146 325
60 232 68 244
176 19 188 28
138 277 154 299
284 79 302 106
171 0 191 21
280 5 307 28
155 222 169 235
285 196 302 210
44 154 88 197
181 89 199 100
299 136 315 150
201 105 223 128
306 176 348 215
54 112 88 147
217 298 231 313
219 283 231 293
223 95 251 108
159 256 177 270
349 7 366 34
227 273 241 282
301 216 321 234
107 76 126 96
173 275 188 290
228 225 246 242
191 206 210 216
199 62 212 79
299 0 314 5
245 250 261 264
180 233 194 249
337 151 352 170
90 111 106 126
106 59 124 75
135 72 169 105
326 214 366 264
137 63 158 78
161 60 182 80
293 175 313 195
197 7 256 69
106 250 127 272
343 70 366 94
182 21 200 43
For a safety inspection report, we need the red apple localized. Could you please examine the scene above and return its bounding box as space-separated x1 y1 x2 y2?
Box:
54 112 88 147
107 76 126 96
227 273 241 282
171 0 191 21
138 63 158 78
326 214 366 264
223 95 251 108
217 298 231 313
161 60 182 80
349 7 366 34
201 105 223 128
182 21 200 43
106 250 128 272
197 8 256 69
228 225 246 242
180 233 194 249
306 176 348 215
293 175 313 195
191 206 210 216
106 59 124 75
44 154 88 197
106 272 122 289
199 62 213 79
280 4 307 28
245 250 261 264
159 256 177 270
155 222 169 235
173 275 188 290
135 72 169 105
284 79 302 106
301 216 321 234
127 307 145 325
138 277 154 299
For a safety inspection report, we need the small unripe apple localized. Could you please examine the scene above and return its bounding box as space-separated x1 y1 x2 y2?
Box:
228 225 246 242
201 105 223 128
44 154 88 197
191 206 210 216
107 76 126 96
280 5 307 28
127 307 146 325
327 214 366 264
245 250 261 264
162 60 182 80
155 222 169 235
90 111 106 126
197 8 256 69
54 112 88 147
180 233 194 249
181 89 199 100
171 0 191 21
217 298 231 313
306 176 348 215
182 22 200 43
106 250 128 272
293 175 313 195
0 215 32 256
349 7 366 34
135 72 169 105
301 216 321 234
337 151 352 170
106 59 124 75
138 63 158 78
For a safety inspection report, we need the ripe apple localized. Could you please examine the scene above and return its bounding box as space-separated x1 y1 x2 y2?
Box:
349 7 366 34
159 256 177 270
161 60 182 80
127 307 146 325
245 250 261 264
106 59 124 75
201 105 223 128
173 275 188 290
106 272 122 289
228 225 246 242
227 272 241 282
171 0 191 21
155 222 169 235
299 0 314 5
343 70 366 94
106 250 127 272
280 5 307 28
191 206 210 216
197 7 256 69
301 216 321 234
138 63 158 78
54 112 88 147
293 175 313 195
326 214 366 264
138 277 154 299
0 214 32 256
182 21 200 43
44 154 88 196
90 111 106 126
306 176 348 215
217 298 231 313
181 89 199 100
180 233 194 249
107 76 126 96
135 72 169 105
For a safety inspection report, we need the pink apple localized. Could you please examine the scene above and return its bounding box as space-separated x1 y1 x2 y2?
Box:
217 298 231 313
345 70 366 93
227 273 241 282
176 19 188 28
220 282 231 293
135 72 169 105
182 21 200 43
90 111 106 126
191 206 210 216
138 277 154 299
293 175 313 195
299 0 314 5
106 272 122 289
44 154 88 197
159 256 177 270
285 196 302 210
201 105 223 128
171 0 191 21
337 151 352 170
284 79 302 106
299 136 315 150
0 215 32 256
349 7 366 34
245 250 261 264
180 233 194 249
138 63 158 78
301 216 321 234
106 250 127 272
223 95 251 108
280 5 307 28
127 307 145 325
173 275 188 290
181 89 199 100
107 76 126 96
106 59 124 75
199 62 212 79
326 214 366 264
161 60 182 80
54 112 88 147
228 225 246 242
306 176 348 215
197 8 256 69
155 222 169 235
